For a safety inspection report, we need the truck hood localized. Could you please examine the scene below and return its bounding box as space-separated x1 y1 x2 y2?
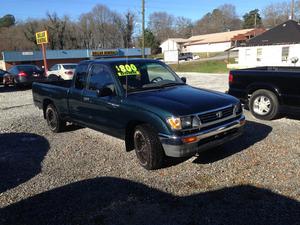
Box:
127 85 239 116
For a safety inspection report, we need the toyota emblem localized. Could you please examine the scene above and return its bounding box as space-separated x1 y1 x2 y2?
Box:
216 111 223 118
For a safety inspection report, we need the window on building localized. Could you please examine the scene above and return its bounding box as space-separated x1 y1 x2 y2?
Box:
245 49 251 57
257 48 262 62
282 47 289 62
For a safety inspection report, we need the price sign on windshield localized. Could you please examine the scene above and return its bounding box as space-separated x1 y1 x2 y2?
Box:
115 64 140 76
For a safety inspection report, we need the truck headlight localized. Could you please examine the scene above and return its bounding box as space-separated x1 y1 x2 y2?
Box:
234 102 242 115
167 116 201 130
167 117 182 130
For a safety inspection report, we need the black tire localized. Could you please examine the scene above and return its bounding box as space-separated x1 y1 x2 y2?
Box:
249 89 280 120
45 104 66 133
134 124 164 170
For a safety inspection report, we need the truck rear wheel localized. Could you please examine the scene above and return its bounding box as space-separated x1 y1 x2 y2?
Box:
134 124 164 170
45 104 66 133
249 89 279 120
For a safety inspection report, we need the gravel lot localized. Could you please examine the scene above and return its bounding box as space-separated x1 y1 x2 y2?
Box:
0 73 299 225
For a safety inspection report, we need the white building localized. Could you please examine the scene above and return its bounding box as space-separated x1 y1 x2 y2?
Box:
160 38 187 53
229 20 300 69
183 29 253 53
160 29 263 54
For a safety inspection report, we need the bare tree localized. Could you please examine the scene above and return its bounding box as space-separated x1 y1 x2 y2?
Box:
148 12 176 42
262 2 290 28
194 4 242 35
175 17 193 38
122 11 135 48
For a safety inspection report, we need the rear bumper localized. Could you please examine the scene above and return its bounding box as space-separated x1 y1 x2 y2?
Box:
15 76 44 85
159 115 245 157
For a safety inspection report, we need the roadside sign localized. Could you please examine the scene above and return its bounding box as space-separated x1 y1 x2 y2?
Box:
35 31 48 45
91 50 118 57
35 30 49 73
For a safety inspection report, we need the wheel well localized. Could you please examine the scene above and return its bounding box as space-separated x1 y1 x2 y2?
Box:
247 87 282 104
125 121 146 152
43 99 53 119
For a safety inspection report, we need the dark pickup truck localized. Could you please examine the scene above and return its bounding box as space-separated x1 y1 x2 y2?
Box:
228 67 300 120
32 58 245 170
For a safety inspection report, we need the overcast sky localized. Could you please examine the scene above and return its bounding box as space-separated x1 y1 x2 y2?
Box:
0 0 288 21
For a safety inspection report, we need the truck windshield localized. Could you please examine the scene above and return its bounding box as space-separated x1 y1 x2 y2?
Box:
112 62 184 92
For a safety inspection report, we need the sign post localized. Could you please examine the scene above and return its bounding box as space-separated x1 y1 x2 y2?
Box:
35 31 49 73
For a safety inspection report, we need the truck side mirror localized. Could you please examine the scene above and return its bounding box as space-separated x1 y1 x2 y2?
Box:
97 86 114 97
181 77 187 83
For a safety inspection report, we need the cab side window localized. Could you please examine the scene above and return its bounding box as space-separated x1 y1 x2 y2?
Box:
88 64 115 93
74 64 88 90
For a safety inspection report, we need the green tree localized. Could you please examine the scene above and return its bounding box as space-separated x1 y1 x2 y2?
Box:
243 9 262 28
0 14 15 28
139 29 160 54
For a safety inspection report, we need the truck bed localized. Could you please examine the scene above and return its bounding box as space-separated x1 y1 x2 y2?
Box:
32 80 72 116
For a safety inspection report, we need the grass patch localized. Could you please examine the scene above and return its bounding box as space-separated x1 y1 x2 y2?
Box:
169 59 233 73
193 52 223 58
150 53 163 59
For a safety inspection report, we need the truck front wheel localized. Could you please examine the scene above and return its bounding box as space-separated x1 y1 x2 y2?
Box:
45 104 66 133
249 89 280 120
134 124 164 170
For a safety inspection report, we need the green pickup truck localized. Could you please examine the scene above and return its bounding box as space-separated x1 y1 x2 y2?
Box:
32 58 245 170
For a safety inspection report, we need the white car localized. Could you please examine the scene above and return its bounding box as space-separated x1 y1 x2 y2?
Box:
47 63 77 80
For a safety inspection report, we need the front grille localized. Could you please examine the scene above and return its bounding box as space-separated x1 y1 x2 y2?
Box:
198 106 234 124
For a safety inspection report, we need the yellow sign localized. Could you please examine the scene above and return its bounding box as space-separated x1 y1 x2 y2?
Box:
92 50 118 57
115 64 140 76
36 31 48 45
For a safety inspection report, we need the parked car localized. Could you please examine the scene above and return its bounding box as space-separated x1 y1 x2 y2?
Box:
228 67 300 120
32 58 245 170
47 63 77 80
179 52 193 61
0 69 7 85
3 65 44 87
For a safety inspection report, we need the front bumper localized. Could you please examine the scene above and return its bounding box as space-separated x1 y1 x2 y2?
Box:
159 115 245 157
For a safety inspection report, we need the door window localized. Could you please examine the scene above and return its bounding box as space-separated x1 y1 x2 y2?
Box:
74 64 88 90
88 64 115 92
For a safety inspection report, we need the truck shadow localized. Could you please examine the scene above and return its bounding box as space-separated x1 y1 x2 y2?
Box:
193 120 272 164
0 133 49 193
0 177 299 225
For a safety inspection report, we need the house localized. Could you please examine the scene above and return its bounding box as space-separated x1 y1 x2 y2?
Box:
183 29 263 53
160 38 187 53
160 28 265 55
229 20 300 69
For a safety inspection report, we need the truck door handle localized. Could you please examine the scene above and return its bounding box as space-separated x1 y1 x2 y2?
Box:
83 97 90 102
107 102 120 108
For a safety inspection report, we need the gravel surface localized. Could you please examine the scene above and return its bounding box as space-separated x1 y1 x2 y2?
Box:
0 74 299 225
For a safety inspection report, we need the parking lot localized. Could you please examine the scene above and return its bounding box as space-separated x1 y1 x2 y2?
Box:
0 73 299 225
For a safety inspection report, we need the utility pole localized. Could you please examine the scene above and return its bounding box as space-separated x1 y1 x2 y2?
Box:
142 0 145 58
291 0 295 20
254 12 257 28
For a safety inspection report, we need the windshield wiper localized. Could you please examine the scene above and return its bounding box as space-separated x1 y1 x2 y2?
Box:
158 82 186 88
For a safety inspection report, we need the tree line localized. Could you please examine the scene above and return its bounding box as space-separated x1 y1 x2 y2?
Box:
0 1 300 54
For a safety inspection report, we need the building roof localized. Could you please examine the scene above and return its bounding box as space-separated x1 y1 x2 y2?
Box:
231 28 266 42
2 48 151 62
183 29 254 46
245 20 300 46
